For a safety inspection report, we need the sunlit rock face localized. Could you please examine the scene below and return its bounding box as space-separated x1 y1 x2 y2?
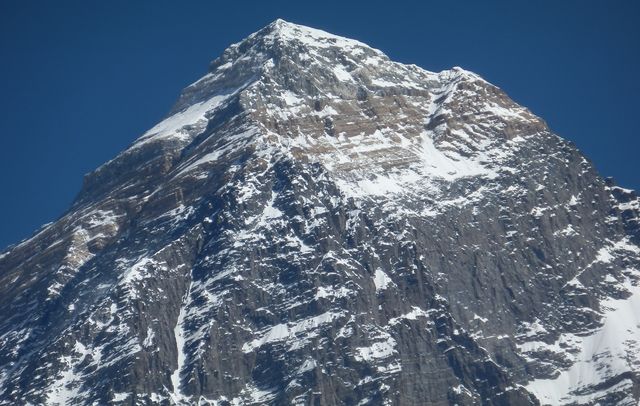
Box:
1 19 639 406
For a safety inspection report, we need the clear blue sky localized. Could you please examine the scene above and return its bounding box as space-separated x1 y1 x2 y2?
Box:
0 0 638 250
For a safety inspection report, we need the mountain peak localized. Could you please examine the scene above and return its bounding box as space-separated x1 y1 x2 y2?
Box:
265 18 299 31
92 20 545 201
1 20 639 406
255 18 374 52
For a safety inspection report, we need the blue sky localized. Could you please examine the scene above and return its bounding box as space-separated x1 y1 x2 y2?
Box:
0 0 638 249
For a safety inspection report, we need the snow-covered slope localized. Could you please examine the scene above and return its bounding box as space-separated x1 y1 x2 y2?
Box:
0 19 639 405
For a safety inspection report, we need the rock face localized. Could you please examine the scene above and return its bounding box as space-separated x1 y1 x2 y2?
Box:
1 19 639 406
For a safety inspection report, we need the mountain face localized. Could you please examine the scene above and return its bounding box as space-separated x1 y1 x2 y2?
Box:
1 19 639 406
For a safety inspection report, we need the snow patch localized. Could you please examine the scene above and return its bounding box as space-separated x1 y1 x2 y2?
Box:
524 273 640 405
354 335 397 362
373 269 394 292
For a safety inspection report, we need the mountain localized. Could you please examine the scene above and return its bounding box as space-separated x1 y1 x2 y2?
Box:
1 19 639 406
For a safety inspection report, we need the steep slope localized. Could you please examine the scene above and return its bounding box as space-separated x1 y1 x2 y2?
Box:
1 19 639 405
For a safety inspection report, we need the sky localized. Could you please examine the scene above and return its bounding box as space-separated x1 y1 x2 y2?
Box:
0 0 638 250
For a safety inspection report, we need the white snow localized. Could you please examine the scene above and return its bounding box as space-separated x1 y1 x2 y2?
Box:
388 307 428 326
472 313 489 323
332 65 353 82
142 327 155 349
175 150 225 177
296 358 317 375
170 283 192 404
525 272 640 405
45 356 82 405
371 78 398 87
135 92 233 147
173 128 259 178
553 224 577 237
45 340 103 405
266 19 382 55
242 311 342 353
112 392 131 402
518 318 548 338
373 269 394 292
420 133 496 180
354 334 397 362
282 90 303 106
315 285 352 299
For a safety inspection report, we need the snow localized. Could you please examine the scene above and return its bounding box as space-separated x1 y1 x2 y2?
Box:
45 357 82 405
282 90 303 106
525 272 640 405
315 285 352 299
238 191 283 238
332 65 353 82
568 195 580 206
596 245 615 263
618 200 639 211
173 128 259 178
322 127 502 200
354 334 397 362
134 92 234 147
313 105 338 117
373 269 394 292
388 307 428 326
472 313 489 323
296 358 317 375
352 176 405 196
371 78 398 87
553 224 577 237
121 257 158 285
420 133 496 180
175 150 225 177
45 340 103 405
482 103 526 120
267 19 383 55
170 282 192 404
565 237 640 288
112 392 131 402
242 311 342 353
518 318 548 338
142 327 155 349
